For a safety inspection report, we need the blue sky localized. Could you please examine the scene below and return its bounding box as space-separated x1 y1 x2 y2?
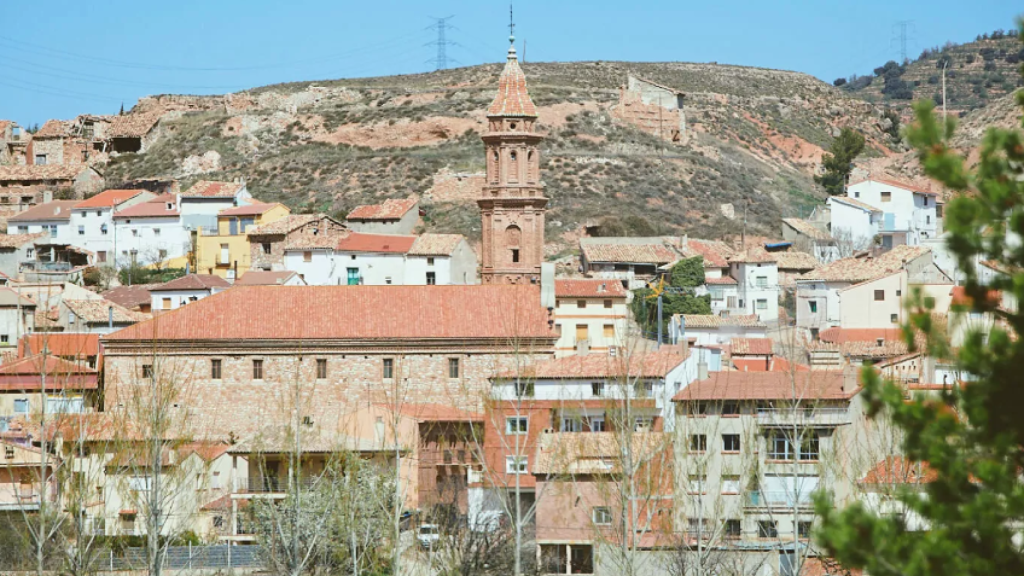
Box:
1 0 1020 126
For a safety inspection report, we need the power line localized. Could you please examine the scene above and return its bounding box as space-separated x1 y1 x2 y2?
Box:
892 20 915 63
426 15 459 70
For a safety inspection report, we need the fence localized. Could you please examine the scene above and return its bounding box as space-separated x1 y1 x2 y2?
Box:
99 545 261 571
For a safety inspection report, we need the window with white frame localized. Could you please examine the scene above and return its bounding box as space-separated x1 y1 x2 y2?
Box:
505 456 527 474
688 475 705 494
589 416 606 432
13 398 29 414
756 276 767 288
756 299 768 310
592 507 612 525
129 476 152 491
505 417 528 435
721 475 741 494
561 417 582 432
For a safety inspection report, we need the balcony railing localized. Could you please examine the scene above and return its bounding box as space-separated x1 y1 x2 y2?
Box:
744 491 814 509
22 261 73 272
755 407 849 427
234 477 321 494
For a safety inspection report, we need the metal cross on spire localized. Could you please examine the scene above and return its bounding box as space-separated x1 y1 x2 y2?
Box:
509 2 515 44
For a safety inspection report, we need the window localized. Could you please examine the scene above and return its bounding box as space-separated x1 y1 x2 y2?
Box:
97 251 106 263
723 434 741 452
448 357 460 379
561 418 582 432
25 249 33 259
896 289 902 297
688 475 705 494
316 359 327 379
874 290 885 301
756 299 767 310
95 211 101 217
881 191 892 202
219 244 230 265
591 382 604 397
13 399 29 414
506 417 528 435
211 471 222 490
808 301 818 314
506 456 528 474
210 359 222 380
800 432 820 461
923 197 929 206
78 225 85 235
575 324 589 342
262 243 272 255
634 381 653 398
854 191 860 198
514 380 534 398
589 416 606 432
604 299 612 309
48 226 57 238
891 313 899 323
756 276 767 288
722 401 740 416
17 225 27 233
769 431 793 460
129 476 152 492
252 359 263 380
4 446 13 459
926 215 931 224
592 507 612 525
154 228 161 236
721 475 741 494
426 272 436 285
798 521 813 539
142 365 153 379
131 229 138 237
511 249 520 263
603 324 614 338
724 519 742 539
0 335 7 344
303 251 312 263
757 520 778 538
690 434 707 452
427 257 435 266
162 298 171 310
382 358 394 379
634 417 652 431
35 154 47 165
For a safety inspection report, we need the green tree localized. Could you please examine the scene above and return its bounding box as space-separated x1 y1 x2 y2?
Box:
814 19 1024 576
630 257 712 338
814 128 866 195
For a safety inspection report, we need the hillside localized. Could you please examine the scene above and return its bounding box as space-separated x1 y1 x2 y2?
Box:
103 60 899 251
840 30 1023 115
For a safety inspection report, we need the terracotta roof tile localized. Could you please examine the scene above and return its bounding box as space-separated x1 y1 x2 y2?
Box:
336 232 416 253
388 402 484 422
218 202 284 217
675 238 734 268
104 285 555 342
408 233 465 256
0 232 47 247
235 271 302 286
580 239 678 265
106 113 160 138
487 45 538 117
101 284 160 310
728 247 777 264
284 229 349 250
800 245 929 283
507 351 688 379
673 370 854 401
729 338 773 356
849 177 939 197
7 201 78 222
732 357 808 372
0 354 97 391
64 299 147 324
782 218 831 241
152 274 230 291
182 180 245 198
679 314 765 329
818 327 903 344
33 120 68 138
18 333 99 359
76 189 146 209
346 197 417 221
0 165 89 182
555 279 628 298
247 214 321 236
773 250 818 270
112 197 179 218
859 456 937 484
704 276 737 285
830 196 883 213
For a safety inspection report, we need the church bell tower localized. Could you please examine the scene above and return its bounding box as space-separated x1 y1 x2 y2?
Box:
478 36 546 285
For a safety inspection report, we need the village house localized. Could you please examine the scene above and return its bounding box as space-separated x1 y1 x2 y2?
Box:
579 237 679 290
0 164 104 198
101 283 161 314
670 237 735 281
826 196 884 250
179 180 253 232
613 74 687 143
781 218 837 263
148 274 231 313
551 279 629 357
69 189 156 268
246 213 347 272
283 232 477 286
111 193 188 266
60 298 146 335
727 248 780 323
841 178 943 247
0 120 29 166
669 314 768 347
105 112 162 154
345 197 419 234
0 440 55 513
196 202 290 280
6 200 77 241
0 233 47 279
0 287 36 349
0 354 99 419
805 327 911 370
770 247 819 288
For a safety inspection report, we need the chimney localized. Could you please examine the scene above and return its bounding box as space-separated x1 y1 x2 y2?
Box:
540 263 555 310
842 364 859 393
108 306 113 330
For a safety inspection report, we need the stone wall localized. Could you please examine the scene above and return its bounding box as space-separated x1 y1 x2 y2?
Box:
249 217 347 271
30 138 64 165
424 168 486 203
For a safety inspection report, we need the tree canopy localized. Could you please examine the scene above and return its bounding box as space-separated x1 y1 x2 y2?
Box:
814 128 866 196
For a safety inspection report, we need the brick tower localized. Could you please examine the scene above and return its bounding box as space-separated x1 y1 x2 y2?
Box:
478 39 547 285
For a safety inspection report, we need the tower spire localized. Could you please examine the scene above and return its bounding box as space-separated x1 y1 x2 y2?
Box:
509 2 515 45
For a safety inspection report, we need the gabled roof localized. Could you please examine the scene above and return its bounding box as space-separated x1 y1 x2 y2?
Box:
704 276 737 285
729 338 773 356
106 113 160 138
18 333 99 359
387 402 484 422
829 196 883 213
33 119 68 138
0 164 89 182
675 238 734 268
182 180 245 198
235 271 303 286
859 456 937 485
218 202 284 217
800 245 930 283
505 351 688 380
487 44 538 117
112 195 178 218
408 233 465 257
151 274 230 292
246 214 322 236
773 250 819 271
679 314 766 329
104 285 555 342
0 354 98 391
346 197 418 221
0 287 37 308
732 357 808 373
7 201 78 222
555 279 628 298
580 238 678 265
64 299 146 324
728 247 777 264
335 232 416 254
75 189 146 209
0 232 47 248
849 177 939 197
673 370 855 401
819 327 903 344
101 284 160 310
781 218 831 241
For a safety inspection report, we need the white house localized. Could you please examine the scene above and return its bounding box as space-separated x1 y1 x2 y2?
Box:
283 232 477 286
69 189 155 268
827 196 883 250
706 277 739 316
234 270 306 286
669 314 768 347
727 249 779 323
841 178 942 247
6 200 78 243
179 180 253 232
552 279 630 358
149 274 231 313
111 194 189 266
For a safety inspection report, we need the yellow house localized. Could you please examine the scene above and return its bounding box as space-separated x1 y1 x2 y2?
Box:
196 202 290 280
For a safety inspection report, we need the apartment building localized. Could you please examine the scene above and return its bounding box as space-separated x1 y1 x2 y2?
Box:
345 197 419 234
552 279 629 357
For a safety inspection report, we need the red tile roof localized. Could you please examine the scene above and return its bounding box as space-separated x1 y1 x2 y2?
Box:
101 284 160 310
0 354 98 390
781 218 831 241
704 276 737 285
18 333 100 359
849 177 939 197
76 189 146 209
33 119 67 138
408 233 465 256
388 403 485 422
580 240 678 265
673 370 854 401
729 338 773 356
106 113 160 138
732 357 808 373
183 180 245 198
676 238 734 268
112 198 179 218
801 245 929 283
152 274 230 291
818 327 903 344
859 456 937 485
0 164 89 183
234 271 302 286
218 202 284 217
487 45 538 117
507 351 688 379
554 279 628 298
773 250 819 270
64 299 147 324
728 247 777 264
336 232 416 253
950 286 1001 308
346 197 418 221
104 285 556 342
679 314 765 329
7 201 78 222
0 232 47 247
247 214 322 236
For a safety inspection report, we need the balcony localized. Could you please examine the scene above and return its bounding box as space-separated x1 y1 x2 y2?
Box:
0 495 40 511
744 491 814 510
22 261 73 272
755 407 849 427
234 476 320 494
